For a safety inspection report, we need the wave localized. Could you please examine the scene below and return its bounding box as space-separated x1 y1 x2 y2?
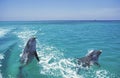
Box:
37 45 118 78
0 28 11 38
38 45 82 78
14 30 37 43
14 27 43 44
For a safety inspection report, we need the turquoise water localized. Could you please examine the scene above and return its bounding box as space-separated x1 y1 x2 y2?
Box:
0 21 120 78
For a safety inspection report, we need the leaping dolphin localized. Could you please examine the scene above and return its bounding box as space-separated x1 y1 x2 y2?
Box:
77 50 102 67
76 50 102 74
20 37 40 65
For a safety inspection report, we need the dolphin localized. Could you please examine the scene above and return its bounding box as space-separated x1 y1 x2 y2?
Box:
18 37 40 78
20 37 40 65
77 50 102 67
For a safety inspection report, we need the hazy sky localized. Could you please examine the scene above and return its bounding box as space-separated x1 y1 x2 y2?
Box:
0 0 120 21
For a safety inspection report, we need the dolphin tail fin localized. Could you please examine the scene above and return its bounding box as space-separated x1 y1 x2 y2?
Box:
34 51 40 62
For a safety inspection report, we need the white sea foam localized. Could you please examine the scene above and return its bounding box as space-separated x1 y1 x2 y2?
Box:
96 70 109 78
0 53 4 78
14 28 38 49
95 69 117 78
0 28 11 38
37 45 117 78
38 45 83 78
0 54 4 60
16 30 37 43
14 28 44 46
0 53 4 67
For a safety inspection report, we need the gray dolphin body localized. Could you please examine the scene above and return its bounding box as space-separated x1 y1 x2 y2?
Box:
77 50 102 67
20 37 39 65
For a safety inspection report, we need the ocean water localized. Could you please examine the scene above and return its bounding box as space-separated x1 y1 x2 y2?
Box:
0 21 120 78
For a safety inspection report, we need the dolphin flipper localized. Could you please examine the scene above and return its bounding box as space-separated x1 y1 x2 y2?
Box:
34 51 40 62
94 62 100 67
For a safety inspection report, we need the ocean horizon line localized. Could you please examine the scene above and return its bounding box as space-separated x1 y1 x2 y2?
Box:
0 20 120 22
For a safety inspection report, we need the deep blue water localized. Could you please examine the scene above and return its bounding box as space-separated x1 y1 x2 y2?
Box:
0 21 120 78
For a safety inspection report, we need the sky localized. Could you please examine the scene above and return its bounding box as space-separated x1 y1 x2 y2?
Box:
0 0 120 21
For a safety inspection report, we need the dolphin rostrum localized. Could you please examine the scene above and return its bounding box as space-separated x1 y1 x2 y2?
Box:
20 37 40 65
77 50 102 67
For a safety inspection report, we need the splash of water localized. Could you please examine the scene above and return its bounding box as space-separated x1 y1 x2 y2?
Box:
0 28 11 38
38 45 82 78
